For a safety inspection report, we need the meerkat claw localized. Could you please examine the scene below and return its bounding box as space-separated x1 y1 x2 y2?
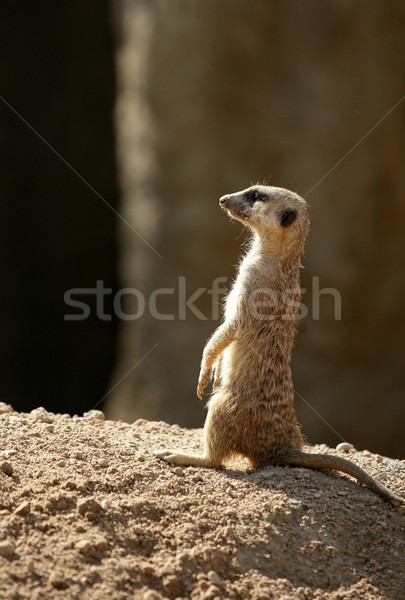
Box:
152 449 174 460
212 378 220 392
153 450 189 465
153 450 183 465
197 371 211 399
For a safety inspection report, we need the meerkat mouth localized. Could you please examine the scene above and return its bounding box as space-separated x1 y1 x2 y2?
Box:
226 208 249 220
219 197 250 221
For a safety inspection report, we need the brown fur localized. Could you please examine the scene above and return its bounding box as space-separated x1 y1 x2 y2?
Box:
155 185 403 506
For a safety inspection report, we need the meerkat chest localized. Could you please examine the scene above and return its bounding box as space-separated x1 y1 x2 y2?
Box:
224 254 274 321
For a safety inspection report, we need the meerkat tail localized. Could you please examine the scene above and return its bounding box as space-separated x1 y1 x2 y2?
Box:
279 450 404 505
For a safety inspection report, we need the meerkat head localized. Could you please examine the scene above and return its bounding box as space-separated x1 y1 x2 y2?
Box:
219 185 309 259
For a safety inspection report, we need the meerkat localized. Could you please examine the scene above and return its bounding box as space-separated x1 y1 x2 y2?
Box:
155 185 403 506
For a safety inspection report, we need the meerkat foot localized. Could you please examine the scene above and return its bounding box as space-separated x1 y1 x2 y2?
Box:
153 450 218 468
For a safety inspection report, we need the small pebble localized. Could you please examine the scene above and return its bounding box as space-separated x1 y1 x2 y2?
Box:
9 416 23 424
14 501 30 516
31 407 53 423
0 541 15 557
143 592 162 600
83 410 105 422
174 467 184 477
336 442 354 453
76 539 92 555
0 462 13 476
76 536 107 556
95 537 108 551
207 571 221 585
55 497 69 511
98 459 109 468
27 559 36 573
132 526 143 535
49 572 67 589
76 498 102 518
0 402 13 414
163 574 179 590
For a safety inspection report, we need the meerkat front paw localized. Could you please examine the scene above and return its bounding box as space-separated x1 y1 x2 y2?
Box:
197 370 211 399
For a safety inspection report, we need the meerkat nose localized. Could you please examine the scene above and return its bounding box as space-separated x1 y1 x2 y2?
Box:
219 195 229 205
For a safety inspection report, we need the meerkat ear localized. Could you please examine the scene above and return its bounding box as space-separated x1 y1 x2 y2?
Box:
279 209 297 228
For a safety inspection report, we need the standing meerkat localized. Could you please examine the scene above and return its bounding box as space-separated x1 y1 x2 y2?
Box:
156 185 403 505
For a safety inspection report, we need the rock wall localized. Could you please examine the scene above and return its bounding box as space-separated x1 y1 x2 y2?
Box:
0 4 119 414
110 0 405 456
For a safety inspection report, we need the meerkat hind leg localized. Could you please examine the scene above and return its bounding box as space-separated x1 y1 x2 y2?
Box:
153 449 221 468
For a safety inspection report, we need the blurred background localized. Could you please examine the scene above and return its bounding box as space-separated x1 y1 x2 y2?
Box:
0 1 404 457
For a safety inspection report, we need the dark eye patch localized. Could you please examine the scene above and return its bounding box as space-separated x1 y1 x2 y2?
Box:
245 189 267 204
279 209 297 227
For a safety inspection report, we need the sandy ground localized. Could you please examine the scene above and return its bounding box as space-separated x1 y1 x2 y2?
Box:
0 402 404 600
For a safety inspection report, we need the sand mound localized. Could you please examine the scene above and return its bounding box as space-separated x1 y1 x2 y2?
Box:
0 403 404 599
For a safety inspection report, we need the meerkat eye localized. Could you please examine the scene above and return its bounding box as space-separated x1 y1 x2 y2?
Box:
279 209 297 227
245 190 266 204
